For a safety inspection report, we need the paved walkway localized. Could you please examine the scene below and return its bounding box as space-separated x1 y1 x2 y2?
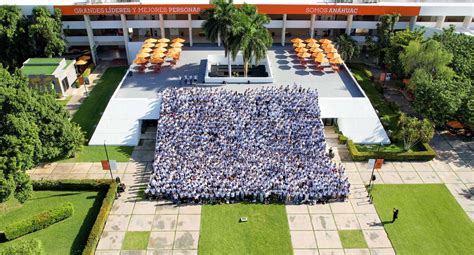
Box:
28 129 472 254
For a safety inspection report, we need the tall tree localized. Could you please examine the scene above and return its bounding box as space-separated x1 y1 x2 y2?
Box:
400 40 454 79
229 4 272 77
201 0 237 77
384 28 424 75
29 6 66 58
396 113 434 150
0 67 84 203
336 33 360 61
366 13 400 65
433 26 474 80
0 6 32 71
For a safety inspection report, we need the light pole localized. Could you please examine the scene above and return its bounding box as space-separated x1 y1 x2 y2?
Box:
103 141 113 180
368 142 383 191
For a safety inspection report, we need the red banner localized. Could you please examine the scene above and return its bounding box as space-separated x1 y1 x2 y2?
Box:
55 4 420 16
101 160 110 170
375 159 384 169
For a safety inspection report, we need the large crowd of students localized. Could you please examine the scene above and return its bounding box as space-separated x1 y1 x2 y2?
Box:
145 86 350 204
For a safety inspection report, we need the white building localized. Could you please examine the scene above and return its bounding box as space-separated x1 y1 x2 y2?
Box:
11 0 474 65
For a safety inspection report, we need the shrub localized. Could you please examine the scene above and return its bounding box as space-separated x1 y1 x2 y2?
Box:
347 140 436 161
33 179 111 191
364 69 373 79
82 181 117 255
338 134 348 144
4 203 74 240
0 239 44 255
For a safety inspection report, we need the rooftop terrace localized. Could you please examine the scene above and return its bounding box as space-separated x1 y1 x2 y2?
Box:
115 46 364 99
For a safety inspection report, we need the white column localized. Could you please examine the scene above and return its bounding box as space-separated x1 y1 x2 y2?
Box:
346 15 353 35
463 16 472 29
309 14 315 38
281 14 287 46
217 32 221 47
159 14 165 38
188 14 193 46
83 15 97 65
120 14 131 65
409 16 417 31
435 16 445 29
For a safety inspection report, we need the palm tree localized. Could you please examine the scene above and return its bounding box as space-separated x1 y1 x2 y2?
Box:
200 0 236 77
230 4 272 77
336 33 360 61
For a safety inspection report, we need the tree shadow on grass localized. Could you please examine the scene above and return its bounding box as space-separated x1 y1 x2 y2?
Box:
29 192 80 200
69 189 107 254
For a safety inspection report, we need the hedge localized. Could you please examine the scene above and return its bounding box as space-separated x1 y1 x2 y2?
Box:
4 203 74 241
31 180 117 255
347 140 436 161
0 239 44 255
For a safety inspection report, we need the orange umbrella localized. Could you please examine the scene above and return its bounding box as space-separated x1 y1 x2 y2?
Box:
150 58 165 64
140 48 153 53
315 54 329 63
305 38 318 43
294 47 308 53
151 52 166 58
170 42 184 48
133 58 148 65
323 43 335 49
330 57 344 64
293 42 306 48
447 120 464 129
157 38 170 43
168 47 182 53
154 47 167 53
144 38 158 43
155 43 168 48
297 52 311 58
136 52 150 58
306 42 320 48
172 38 186 43
75 59 88 65
327 52 341 59
78 55 91 61
309 47 323 53
319 38 332 44
325 48 337 53
142 43 155 48
291 38 304 43
312 52 325 58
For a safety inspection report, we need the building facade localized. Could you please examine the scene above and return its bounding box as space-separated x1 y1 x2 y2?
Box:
16 0 474 64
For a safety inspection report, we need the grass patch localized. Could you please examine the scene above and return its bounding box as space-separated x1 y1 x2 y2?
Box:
71 66 127 141
355 143 424 153
122 231 150 250
61 145 133 162
371 184 474 255
338 230 368 249
199 204 292 255
0 190 105 254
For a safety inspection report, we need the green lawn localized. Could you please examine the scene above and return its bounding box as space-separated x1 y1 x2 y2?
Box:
338 230 368 249
0 190 105 254
371 184 474 255
61 145 133 162
71 66 127 141
122 232 150 250
355 143 425 153
199 204 292 255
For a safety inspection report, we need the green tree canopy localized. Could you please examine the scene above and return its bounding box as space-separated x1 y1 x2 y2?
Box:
400 40 454 79
384 28 424 75
0 6 65 71
29 6 66 58
366 13 400 65
336 34 360 61
396 113 434 150
0 67 84 203
411 73 471 126
433 26 474 80
229 4 272 77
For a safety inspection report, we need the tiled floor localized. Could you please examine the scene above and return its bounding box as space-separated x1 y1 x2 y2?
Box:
287 186 395 255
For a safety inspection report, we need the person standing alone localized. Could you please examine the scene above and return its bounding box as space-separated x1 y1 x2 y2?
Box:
392 208 399 223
